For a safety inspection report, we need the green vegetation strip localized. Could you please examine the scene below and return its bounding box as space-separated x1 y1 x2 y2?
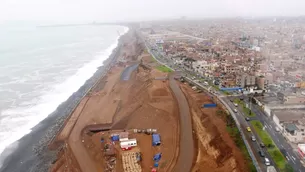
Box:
216 109 256 171
156 65 173 72
250 120 292 171
234 98 255 117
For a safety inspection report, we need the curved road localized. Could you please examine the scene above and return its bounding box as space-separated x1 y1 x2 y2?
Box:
169 73 194 172
120 63 139 81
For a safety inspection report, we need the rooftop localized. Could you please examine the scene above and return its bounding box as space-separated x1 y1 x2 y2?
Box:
284 123 298 132
273 110 305 122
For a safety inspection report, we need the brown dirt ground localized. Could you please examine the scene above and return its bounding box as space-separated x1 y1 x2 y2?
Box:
179 84 250 172
50 49 179 172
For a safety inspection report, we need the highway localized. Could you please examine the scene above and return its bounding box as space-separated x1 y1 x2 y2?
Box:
140 31 305 171
140 37 262 172
243 97 305 172
223 97 273 171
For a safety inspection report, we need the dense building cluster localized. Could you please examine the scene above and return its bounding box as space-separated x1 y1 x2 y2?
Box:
141 17 305 150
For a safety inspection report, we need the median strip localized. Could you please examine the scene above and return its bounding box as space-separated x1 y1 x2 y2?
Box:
156 65 173 73
234 99 256 117
250 120 293 171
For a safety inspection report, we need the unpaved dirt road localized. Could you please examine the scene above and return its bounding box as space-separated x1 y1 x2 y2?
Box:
169 73 194 172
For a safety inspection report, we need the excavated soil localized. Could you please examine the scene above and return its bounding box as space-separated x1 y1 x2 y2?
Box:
50 50 179 172
180 84 249 172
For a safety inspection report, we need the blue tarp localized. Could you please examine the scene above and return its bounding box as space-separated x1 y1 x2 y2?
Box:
153 153 162 162
220 87 242 91
202 104 217 108
152 134 161 146
154 162 159 167
111 135 119 141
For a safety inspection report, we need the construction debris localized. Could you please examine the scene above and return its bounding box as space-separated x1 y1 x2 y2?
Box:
122 152 142 172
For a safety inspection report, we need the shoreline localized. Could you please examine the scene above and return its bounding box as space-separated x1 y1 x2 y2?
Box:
0 27 130 172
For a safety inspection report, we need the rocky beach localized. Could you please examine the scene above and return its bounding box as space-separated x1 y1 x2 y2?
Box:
0 27 131 172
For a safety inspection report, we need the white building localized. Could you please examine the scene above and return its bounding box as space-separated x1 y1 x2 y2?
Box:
120 139 137 148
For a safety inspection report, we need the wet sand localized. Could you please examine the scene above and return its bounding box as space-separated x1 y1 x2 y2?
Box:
0 27 130 172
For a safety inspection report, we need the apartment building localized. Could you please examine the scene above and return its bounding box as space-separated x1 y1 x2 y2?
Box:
236 74 256 88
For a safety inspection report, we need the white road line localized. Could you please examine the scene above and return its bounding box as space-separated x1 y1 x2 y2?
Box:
299 169 302 172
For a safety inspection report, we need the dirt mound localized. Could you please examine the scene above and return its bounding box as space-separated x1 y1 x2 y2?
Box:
180 84 249 172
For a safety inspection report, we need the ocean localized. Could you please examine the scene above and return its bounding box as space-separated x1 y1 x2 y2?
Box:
0 24 128 161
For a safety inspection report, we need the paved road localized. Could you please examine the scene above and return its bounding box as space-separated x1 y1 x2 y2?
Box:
169 73 194 172
120 63 139 81
243 98 305 172
223 97 270 171
142 37 260 172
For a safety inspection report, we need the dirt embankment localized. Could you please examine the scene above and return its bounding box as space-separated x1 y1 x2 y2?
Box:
180 84 249 172
50 41 179 172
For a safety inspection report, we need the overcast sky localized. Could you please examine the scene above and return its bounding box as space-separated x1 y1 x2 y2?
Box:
0 0 304 24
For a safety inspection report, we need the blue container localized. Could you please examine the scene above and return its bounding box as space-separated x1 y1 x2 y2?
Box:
202 104 217 108
154 162 159 167
111 135 119 141
153 153 162 162
152 134 161 146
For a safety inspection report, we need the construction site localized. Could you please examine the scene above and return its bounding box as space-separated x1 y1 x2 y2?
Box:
48 30 252 172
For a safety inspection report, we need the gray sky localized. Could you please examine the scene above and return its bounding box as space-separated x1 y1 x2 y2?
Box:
0 0 304 23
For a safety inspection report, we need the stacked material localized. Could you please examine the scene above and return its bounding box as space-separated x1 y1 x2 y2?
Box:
122 152 142 172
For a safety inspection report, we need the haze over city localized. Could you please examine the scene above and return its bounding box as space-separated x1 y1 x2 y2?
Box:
2 0 305 172
1 0 305 24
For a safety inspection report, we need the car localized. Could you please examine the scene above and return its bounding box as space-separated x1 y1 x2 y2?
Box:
234 103 238 107
230 99 233 102
259 150 265 157
245 117 250 121
260 143 265 148
251 136 256 141
264 158 271 166
247 127 251 132
233 109 238 113
275 127 280 132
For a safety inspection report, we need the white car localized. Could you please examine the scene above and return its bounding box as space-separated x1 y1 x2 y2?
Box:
233 109 238 113
234 103 238 107
264 158 270 166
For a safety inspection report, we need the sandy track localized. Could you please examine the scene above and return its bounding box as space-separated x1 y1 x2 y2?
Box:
57 97 89 141
169 73 194 172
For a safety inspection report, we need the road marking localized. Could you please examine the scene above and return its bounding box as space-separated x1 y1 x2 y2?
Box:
299 169 302 172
